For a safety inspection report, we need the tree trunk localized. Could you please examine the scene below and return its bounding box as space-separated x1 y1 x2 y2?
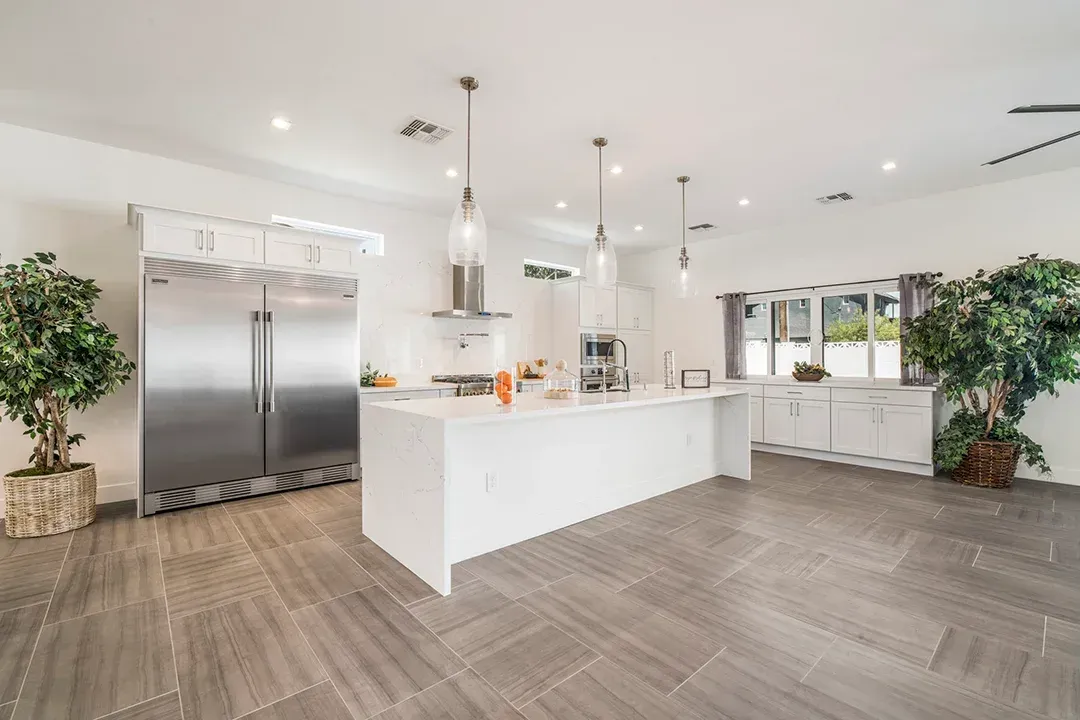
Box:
49 397 70 471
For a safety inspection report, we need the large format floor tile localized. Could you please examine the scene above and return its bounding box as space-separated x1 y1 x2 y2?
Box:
0 523 70 561
0 603 47 704
154 504 240 557
410 581 597 707
284 484 358 516
160 540 271 618
522 658 694 720
46 545 164 624
373 669 524 720
230 505 323 552
306 504 366 547
255 536 376 610
519 575 723 695
67 506 156 559
458 545 573 600
14 597 175 720
0 547 67 613
171 592 326 720
292 586 465 719
344 539 439 605
96 692 182 720
518 530 662 592
242 681 352 720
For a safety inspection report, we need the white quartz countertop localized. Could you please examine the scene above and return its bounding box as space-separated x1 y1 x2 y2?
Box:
369 385 748 424
713 377 938 392
359 378 546 394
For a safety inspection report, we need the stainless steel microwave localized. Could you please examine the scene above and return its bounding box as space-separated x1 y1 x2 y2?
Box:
581 332 617 365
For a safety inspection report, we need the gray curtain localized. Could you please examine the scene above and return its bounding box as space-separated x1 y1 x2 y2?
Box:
899 273 937 386
721 292 747 379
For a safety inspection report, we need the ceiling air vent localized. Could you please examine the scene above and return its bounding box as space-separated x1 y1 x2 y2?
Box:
688 223 716 232
399 116 454 145
816 192 854 205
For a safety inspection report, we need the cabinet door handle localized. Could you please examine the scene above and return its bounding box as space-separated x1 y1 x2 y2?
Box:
208 230 215 252
306 245 312 262
797 402 801 417
315 245 321 264
789 401 793 416
871 406 876 423
196 229 204 250
880 407 885 423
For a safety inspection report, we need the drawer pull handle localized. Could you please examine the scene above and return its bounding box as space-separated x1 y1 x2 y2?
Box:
868 395 888 399
786 391 803 395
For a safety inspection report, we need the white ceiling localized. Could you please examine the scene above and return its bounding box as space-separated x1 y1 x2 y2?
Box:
2 0 1080 252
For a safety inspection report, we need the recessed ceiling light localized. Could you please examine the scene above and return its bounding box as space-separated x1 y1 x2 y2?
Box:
609 165 623 175
738 198 750 206
555 201 567 209
634 225 644 231
270 116 292 131
445 168 459 178
882 161 897 171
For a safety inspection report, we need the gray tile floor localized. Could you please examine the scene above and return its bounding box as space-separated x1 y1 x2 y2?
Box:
2 452 1079 719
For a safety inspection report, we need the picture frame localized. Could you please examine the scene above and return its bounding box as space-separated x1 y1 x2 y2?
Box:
681 369 711 389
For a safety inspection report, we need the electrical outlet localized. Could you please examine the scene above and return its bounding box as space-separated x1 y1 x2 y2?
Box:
686 433 693 446
486 472 498 492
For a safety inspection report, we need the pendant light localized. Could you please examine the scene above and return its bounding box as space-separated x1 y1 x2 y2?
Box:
674 175 697 299
448 76 487 266
584 137 618 287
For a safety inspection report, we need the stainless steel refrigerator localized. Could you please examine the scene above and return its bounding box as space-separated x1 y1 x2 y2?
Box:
139 258 358 515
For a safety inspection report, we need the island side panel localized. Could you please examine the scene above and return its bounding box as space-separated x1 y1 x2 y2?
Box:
445 395 745 564
361 404 450 595
716 392 752 480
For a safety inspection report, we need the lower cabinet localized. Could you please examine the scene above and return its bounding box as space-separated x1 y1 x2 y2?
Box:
763 398 830 450
831 402 932 463
749 396 764 443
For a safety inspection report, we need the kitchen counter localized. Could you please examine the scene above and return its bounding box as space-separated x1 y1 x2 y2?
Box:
714 376 938 391
371 385 747 424
363 384 750 595
359 377 546 394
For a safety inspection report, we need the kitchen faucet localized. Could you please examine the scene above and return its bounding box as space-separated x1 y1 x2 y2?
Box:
601 338 630 396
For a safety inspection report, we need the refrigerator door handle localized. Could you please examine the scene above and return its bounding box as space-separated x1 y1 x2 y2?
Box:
253 310 264 413
266 310 276 412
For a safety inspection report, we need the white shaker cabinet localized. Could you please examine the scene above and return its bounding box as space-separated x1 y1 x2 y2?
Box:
830 401 879 458
264 229 315 269
314 235 362 274
617 286 653 330
763 398 797 446
206 221 264 264
579 284 617 328
879 405 933 463
141 214 208 258
749 396 764 443
794 400 831 451
618 328 653 384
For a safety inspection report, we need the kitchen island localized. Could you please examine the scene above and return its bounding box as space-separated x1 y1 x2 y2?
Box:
363 385 751 595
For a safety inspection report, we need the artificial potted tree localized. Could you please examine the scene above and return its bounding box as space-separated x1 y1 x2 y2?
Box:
1 252 135 537
904 255 1080 487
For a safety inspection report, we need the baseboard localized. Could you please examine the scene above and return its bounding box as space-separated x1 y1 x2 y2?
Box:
751 443 935 476
1016 465 1080 487
0 482 135 518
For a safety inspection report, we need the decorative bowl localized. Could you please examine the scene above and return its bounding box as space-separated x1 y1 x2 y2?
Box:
792 372 826 382
373 377 398 387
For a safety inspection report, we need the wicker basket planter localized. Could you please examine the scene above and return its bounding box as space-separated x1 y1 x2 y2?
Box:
3 463 97 538
952 441 1019 489
792 372 826 382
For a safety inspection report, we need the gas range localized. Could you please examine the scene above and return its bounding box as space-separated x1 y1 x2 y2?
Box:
431 373 495 397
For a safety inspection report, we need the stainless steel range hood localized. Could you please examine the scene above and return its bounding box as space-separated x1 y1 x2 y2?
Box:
432 265 512 319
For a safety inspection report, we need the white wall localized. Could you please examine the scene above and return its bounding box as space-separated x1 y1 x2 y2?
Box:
623 166 1080 485
0 123 585 505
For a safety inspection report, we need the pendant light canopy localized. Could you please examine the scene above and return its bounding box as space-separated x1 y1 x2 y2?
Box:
584 137 618 287
674 175 697 299
448 76 487 267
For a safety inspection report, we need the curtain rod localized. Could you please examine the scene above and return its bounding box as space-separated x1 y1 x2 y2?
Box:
715 277 897 300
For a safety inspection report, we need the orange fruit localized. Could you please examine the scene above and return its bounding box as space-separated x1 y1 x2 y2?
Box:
499 389 513 404
496 370 512 386
497 381 512 395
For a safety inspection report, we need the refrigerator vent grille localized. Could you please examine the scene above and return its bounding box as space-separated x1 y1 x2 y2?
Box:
144 465 355 514
143 258 357 292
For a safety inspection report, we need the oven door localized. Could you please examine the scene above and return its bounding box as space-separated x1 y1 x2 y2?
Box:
581 333 616 364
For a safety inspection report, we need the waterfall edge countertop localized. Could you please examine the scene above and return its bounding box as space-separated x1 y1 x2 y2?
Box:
369 385 749 423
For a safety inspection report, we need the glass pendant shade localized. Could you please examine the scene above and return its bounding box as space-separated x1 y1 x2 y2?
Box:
673 254 696 298
448 192 487 266
585 231 618 287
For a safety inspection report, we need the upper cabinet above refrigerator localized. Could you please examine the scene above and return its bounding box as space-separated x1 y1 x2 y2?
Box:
130 205 369 275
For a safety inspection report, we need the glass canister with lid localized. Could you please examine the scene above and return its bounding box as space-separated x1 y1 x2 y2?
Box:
543 360 580 399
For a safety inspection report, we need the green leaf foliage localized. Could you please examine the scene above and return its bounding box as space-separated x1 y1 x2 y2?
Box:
903 255 1080 475
0 252 135 474
825 310 901 342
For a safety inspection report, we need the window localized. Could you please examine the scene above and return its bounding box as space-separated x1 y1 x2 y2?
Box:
270 215 384 256
744 280 900 379
524 259 579 280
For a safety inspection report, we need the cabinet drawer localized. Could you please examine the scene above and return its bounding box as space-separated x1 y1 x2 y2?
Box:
831 387 932 407
361 389 442 404
764 385 831 402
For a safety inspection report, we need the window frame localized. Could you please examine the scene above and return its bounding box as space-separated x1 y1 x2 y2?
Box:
745 279 900 379
523 258 580 281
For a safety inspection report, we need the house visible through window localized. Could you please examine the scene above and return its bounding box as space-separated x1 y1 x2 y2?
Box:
524 259 579 280
744 280 901 379
271 215 384 256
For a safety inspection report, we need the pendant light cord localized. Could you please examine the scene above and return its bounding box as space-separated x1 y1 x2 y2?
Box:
597 142 603 227
466 88 472 188
681 181 687 251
